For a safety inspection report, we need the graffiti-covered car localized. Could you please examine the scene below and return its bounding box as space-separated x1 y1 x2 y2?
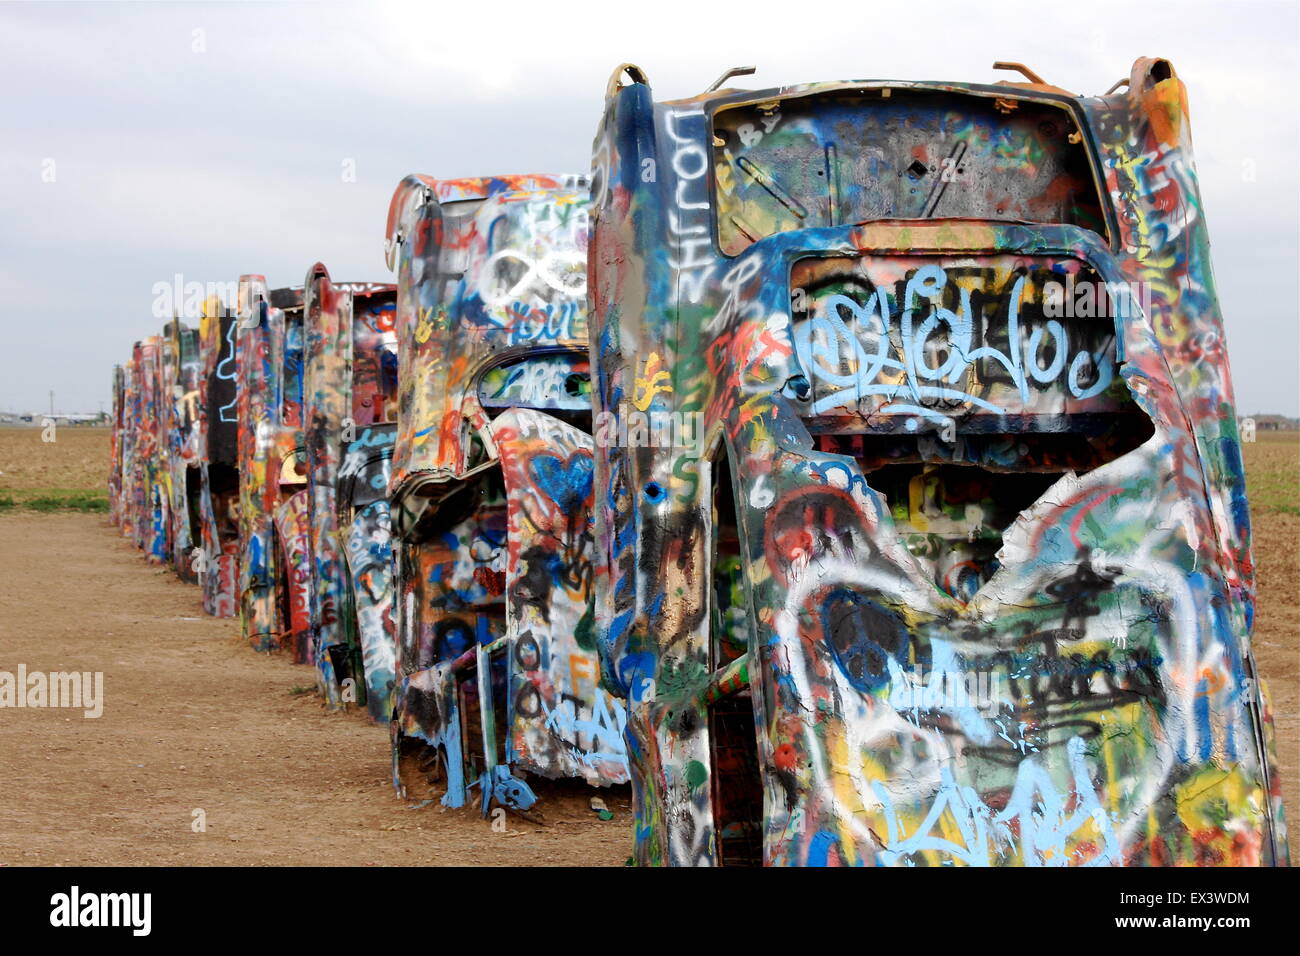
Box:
235 275 294 650
588 60 1288 865
233 268 400 721
385 173 629 812
109 364 126 526
299 266 400 720
267 285 315 663
195 297 242 618
111 314 220 590
335 281 401 722
161 318 204 584
122 335 169 563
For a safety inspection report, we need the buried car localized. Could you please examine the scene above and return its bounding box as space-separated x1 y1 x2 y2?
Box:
111 320 203 581
126 335 170 564
267 284 316 665
385 173 629 813
235 275 297 651
108 364 126 527
299 266 401 719
195 296 242 618
160 317 205 584
587 60 1288 865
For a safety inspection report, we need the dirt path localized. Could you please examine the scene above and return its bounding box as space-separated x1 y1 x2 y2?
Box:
0 513 631 866
1 508 1295 865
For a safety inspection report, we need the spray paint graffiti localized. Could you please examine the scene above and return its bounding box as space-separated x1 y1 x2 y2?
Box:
339 291 401 721
269 286 314 663
587 60 1287 866
160 319 203 584
493 408 628 784
274 489 314 664
109 273 400 723
111 337 171 564
101 55 1287 867
235 275 284 650
385 172 628 812
301 267 401 715
197 297 241 619
108 364 125 526
111 317 203 586
302 265 359 707
111 302 241 615
340 423 399 721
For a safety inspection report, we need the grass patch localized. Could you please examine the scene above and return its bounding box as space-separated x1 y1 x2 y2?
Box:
1243 432 1300 517
288 685 316 697
22 492 109 513
0 482 112 513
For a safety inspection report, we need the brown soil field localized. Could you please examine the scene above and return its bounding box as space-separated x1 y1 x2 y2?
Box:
0 508 631 866
0 425 109 510
0 426 1295 864
0 424 108 491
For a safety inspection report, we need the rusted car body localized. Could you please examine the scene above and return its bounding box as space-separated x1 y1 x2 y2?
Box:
232 270 400 719
385 173 628 811
105 273 398 708
588 60 1288 865
300 266 400 719
335 282 400 722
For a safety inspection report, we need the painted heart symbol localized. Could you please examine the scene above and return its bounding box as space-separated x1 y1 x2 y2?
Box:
529 452 594 512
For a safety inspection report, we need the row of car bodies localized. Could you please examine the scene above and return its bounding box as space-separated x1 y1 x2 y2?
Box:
232 272 402 720
111 278 400 722
109 56 1287 864
112 210 629 811
110 304 217 586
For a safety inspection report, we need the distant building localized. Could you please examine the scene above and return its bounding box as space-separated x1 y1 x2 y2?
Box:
0 410 107 426
1243 414 1299 432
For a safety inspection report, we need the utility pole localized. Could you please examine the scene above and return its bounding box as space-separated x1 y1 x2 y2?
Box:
49 390 54 417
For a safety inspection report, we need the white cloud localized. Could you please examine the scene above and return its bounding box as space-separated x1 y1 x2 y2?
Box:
0 0 1296 414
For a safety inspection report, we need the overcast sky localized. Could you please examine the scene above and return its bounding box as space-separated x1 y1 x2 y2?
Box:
1 0 1296 416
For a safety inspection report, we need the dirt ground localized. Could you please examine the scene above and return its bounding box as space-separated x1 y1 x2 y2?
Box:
0 510 631 866
0 427 1295 864
1243 435 1300 862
